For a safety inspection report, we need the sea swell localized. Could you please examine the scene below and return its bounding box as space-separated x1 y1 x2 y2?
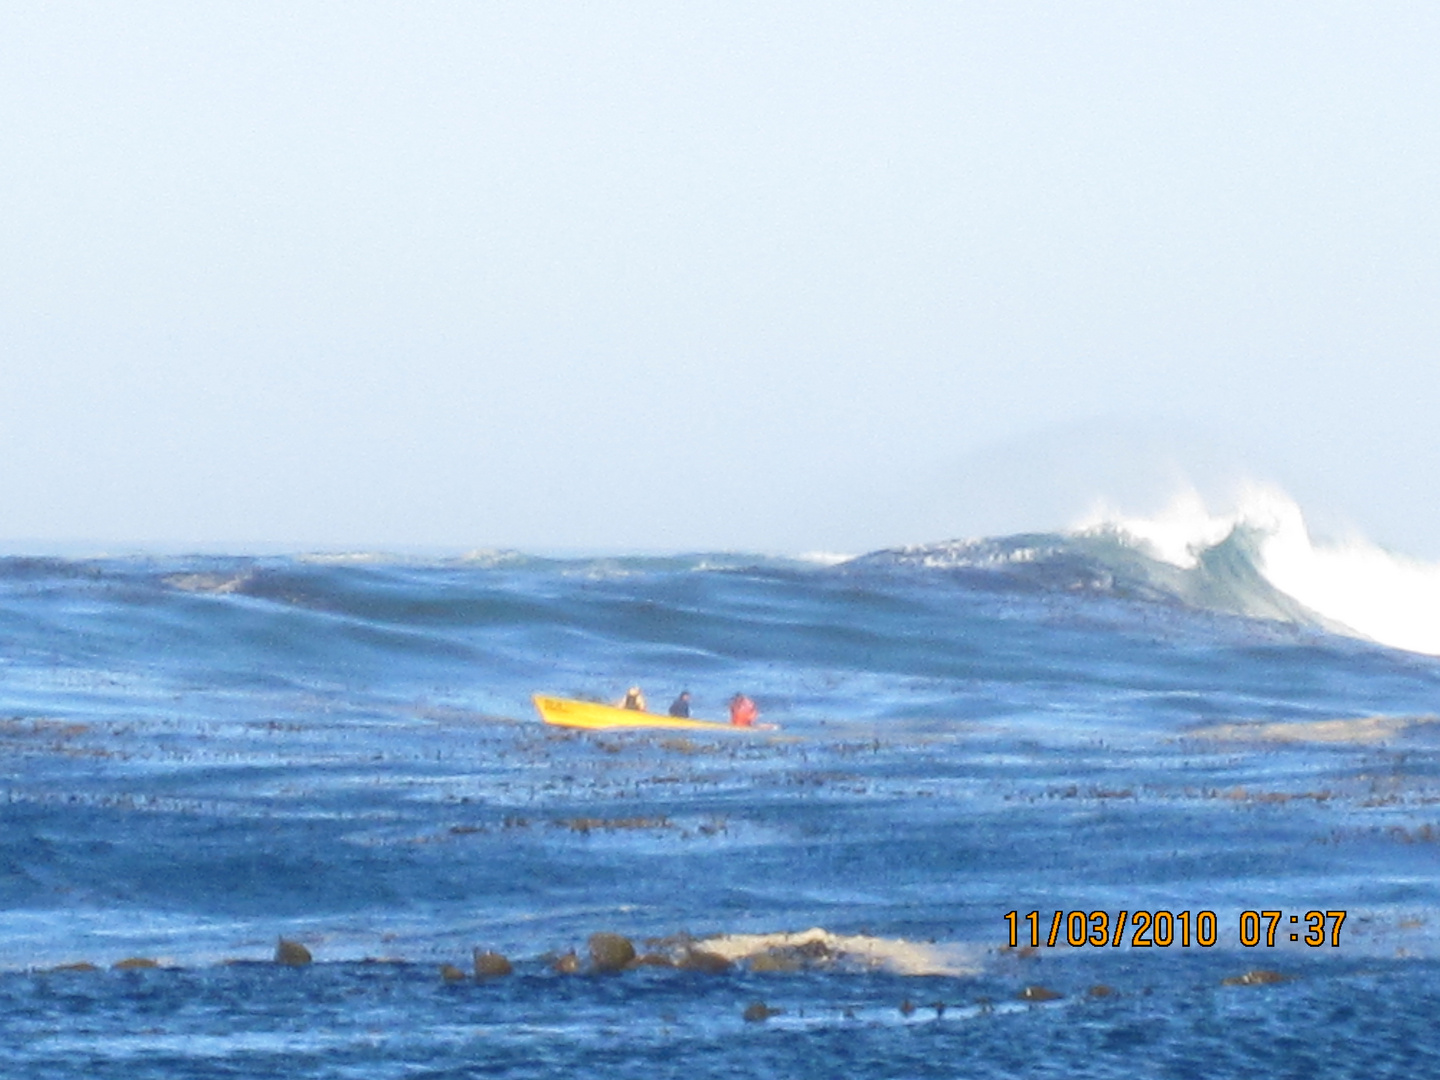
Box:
6 488 1440 690
4 514 1440 1078
855 486 1440 658
850 525 1331 629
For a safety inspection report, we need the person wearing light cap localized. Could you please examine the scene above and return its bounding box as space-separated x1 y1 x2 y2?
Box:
620 686 646 711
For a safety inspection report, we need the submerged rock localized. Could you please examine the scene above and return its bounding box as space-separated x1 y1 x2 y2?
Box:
743 1000 781 1022
748 951 803 974
473 950 513 978
112 957 159 970
549 950 581 974
439 964 467 982
42 962 97 974
1222 970 1288 987
275 939 312 966
677 948 732 973
589 933 636 973
628 952 675 969
1088 984 1115 998
747 938 834 973
1018 985 1063 1002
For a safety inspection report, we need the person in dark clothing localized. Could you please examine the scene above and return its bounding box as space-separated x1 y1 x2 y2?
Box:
668 691 692 718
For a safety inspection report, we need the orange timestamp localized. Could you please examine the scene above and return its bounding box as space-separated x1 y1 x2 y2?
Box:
1004 909 1347 949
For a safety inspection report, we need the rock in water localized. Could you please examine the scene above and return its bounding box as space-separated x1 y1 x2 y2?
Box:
473 950 513 978
1222 970 1287 987
550 950 581 974
677 948 732 973
748 951 802 974
1018 985 1063 1002
112 958 159 970
588 933 636 973
628 953 675 969
439 964 467 982
743 1000 780 1022
275 939 312 966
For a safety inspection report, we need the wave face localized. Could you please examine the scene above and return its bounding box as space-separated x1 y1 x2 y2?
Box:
859 486 1440 657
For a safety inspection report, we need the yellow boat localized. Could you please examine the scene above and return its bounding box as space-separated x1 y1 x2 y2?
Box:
533 694 748 732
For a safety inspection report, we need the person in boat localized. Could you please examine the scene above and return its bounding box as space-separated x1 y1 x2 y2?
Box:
728 693 758 727
668 691 691 718
620 686 647 711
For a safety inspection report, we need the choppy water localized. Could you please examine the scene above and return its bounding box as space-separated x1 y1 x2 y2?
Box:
3 522 1440 1077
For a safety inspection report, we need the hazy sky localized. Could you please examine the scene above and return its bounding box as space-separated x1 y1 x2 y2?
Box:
3 4 1438 555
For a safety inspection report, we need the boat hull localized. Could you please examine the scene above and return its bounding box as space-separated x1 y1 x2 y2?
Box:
533 694 739 731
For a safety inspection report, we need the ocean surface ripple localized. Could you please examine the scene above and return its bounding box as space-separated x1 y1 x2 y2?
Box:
3 520 1439 1076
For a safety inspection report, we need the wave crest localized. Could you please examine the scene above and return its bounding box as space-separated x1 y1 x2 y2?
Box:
859 485 1440 656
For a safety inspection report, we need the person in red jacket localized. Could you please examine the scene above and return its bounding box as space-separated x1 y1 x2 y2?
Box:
728 693 758 727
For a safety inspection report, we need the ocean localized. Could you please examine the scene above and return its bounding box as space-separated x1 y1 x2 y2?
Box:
3 489 1438 1078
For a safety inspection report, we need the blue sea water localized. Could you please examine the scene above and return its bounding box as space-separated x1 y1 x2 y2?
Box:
3 518 1440 1078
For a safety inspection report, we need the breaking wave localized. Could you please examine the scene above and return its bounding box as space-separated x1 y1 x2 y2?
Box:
856 485 1440 657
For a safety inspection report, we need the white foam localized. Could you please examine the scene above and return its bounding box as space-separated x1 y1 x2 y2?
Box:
1255 501 1440 656
794 551 856 567
696 927 979 976
1076 487 1238 569
1077 484 1440 657
297 552 398 565
455 549 530 568
163 572 249 594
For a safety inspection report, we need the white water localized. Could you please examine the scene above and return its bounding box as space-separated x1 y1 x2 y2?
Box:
1079 484 1440 657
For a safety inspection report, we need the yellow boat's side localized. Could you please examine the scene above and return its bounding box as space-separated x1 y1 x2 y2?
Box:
533 694 739 731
